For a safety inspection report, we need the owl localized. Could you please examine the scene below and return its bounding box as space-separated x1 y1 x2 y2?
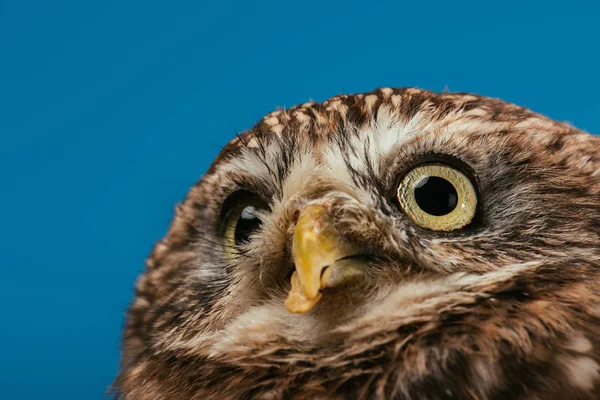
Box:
115 88 600 399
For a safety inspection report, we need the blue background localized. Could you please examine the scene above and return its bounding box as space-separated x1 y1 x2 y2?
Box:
1 0 599 398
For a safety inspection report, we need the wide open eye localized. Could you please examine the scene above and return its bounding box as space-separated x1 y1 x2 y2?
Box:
396 163 477 231
220 191 268 259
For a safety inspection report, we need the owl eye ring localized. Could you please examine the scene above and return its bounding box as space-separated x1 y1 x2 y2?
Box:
220 191 268 259
396 163 477 231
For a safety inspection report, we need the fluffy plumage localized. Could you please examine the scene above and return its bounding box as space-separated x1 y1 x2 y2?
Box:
115 88 600 399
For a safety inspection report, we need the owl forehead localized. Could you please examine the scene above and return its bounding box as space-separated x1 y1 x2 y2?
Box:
212 88 529 203
225 86 540 149
221 107 425 205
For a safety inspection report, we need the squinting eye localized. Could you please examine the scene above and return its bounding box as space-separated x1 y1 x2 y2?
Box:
396 163 477 231
220 191 268 259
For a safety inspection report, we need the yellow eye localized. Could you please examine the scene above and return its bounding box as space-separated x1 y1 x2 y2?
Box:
396 163 477 231
220 192 268 259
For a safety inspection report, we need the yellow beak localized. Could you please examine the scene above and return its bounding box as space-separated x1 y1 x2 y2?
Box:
285 204 365 314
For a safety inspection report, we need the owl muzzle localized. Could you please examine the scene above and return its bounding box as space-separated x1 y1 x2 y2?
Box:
285 204 366 314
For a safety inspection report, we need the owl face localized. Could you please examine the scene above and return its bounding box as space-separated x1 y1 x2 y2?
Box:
117 88 600 399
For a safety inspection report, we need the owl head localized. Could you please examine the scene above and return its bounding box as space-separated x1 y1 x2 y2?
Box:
116 88 600 399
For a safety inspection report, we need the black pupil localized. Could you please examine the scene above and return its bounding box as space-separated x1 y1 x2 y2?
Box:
234 206 262 245
414 176 458 216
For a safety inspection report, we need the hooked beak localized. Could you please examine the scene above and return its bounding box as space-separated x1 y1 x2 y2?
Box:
284 204 366 314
